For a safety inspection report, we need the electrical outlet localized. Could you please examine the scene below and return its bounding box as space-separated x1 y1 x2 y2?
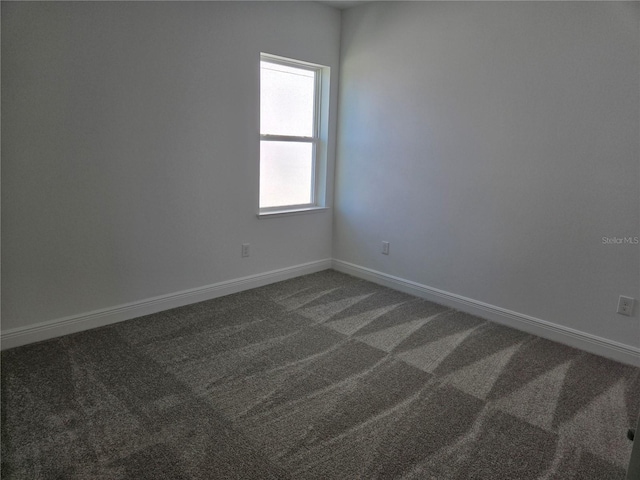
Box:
617 296 634 316
382 241 390 255
241 243 250 258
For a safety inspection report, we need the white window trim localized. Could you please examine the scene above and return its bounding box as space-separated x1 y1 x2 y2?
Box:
259 53 329 216
257 206 329 219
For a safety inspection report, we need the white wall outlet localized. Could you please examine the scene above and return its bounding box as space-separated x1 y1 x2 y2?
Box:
617 296 634 316
382 241 390 255
241 243 250 258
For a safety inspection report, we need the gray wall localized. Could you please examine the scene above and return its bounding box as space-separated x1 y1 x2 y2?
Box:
2 2 340 330
3 1 639 353
335 2 640 346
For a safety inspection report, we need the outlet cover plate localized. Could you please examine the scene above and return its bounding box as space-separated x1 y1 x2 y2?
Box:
617 296 634 316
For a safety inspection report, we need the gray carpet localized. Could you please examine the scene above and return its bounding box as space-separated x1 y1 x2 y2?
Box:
2 270 639 479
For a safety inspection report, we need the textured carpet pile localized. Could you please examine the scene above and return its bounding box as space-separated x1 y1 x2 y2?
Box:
2 270 638 479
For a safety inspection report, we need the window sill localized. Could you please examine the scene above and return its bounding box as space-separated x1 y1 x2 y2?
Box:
257 206 329 218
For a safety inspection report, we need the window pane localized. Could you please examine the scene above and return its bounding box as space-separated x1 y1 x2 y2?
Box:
260 141 313 208
261 61 315 137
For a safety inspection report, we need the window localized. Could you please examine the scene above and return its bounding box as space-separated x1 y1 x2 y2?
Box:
259 54 328 214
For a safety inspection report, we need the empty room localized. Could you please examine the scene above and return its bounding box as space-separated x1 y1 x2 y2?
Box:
2 1 639 478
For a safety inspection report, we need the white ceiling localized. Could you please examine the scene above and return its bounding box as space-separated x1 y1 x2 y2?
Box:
315 1 367 10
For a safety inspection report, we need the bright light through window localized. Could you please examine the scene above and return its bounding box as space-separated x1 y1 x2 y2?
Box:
260 55 321 211
260 62 315 138
260 142 313 207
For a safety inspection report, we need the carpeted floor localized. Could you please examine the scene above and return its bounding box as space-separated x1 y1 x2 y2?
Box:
2 270 639 479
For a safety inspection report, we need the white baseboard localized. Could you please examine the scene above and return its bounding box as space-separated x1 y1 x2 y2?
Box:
333 259 640 367
1 259 332 351
4 257 638 367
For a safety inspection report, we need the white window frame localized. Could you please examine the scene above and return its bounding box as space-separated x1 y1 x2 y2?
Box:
259 53 329 216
